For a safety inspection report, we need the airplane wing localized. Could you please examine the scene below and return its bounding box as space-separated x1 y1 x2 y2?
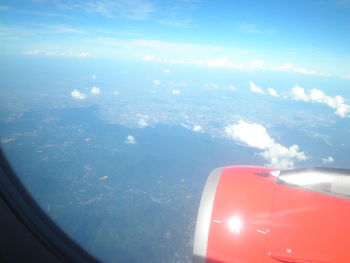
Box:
193 166 350 263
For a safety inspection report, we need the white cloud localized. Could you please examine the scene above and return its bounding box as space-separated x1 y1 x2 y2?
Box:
74 52 90 57
90 86 100 95
238 23 262 34
268 88 279 97
71 89 86 100
163 69 170 74
290 85 309 101
290 85 350 118
172 89 181 95
192 125 203 132
125 135 136 144
140 51 333 78
249 81 264 94
59 0 156 20
138 118 149 127
23 50 41 55
133 39 221 53
322 156 334 164
225 121 274 150
46 25 84 34
157 18 199 29
142 54 157 61
22 50 90 57
91 75 97 80
142 55 332 78
238 23 278 34
170 81 188 87
153 80 161 85
227 85 237 91
205 57 244 70
204 82 219 90
225 120 307 169
278 63 330 77
141 55 244 70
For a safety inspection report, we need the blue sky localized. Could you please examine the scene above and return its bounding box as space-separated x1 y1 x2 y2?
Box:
2 0 350 169
1 0 350 78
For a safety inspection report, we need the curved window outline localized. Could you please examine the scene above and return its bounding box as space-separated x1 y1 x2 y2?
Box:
0 148 100 263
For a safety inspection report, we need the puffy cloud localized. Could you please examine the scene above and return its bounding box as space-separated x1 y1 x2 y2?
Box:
138 118 149 128
163 69 170 74
125 135 136 144
225 120 307 169
225 121 274 150
322 156 334 164
290 85 350 118
290 85 309 101
249 81 264 94
153 80 161 85
260 144 306 170
90 86 100 95
172 89 181 94
71 89 86 100
268 88 279 97
192 125 203 132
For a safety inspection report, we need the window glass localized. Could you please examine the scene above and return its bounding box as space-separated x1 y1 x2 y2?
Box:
1 0 350 262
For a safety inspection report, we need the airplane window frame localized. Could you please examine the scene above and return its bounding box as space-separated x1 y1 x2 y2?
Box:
0 148 100 263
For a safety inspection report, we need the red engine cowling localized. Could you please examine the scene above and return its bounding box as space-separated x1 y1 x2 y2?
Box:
193 166 350 263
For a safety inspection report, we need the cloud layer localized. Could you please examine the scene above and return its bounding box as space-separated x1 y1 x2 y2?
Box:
225 120 307 169
23 50 90 57
58 0 155 20
141 54 332 77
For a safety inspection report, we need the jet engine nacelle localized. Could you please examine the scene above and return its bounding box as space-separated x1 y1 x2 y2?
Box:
193 166 350 263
